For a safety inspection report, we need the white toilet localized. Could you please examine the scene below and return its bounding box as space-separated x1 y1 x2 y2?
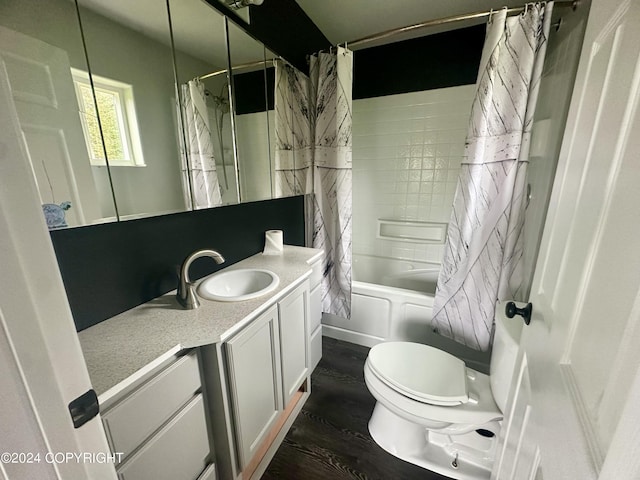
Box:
364 302 523 480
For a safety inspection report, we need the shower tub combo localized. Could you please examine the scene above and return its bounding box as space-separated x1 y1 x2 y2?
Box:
322 254 490 371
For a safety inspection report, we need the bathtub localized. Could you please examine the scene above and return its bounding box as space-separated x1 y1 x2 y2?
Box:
322 254 490 371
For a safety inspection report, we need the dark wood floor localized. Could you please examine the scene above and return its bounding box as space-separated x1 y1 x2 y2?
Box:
262 337 452 480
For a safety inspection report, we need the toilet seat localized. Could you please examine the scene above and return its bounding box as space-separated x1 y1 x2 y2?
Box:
367 342 468 406
364 357 503 427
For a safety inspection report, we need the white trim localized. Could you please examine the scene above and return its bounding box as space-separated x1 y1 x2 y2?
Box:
560 364 604 469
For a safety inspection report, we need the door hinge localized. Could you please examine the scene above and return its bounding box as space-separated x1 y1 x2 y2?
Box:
68 389 99 428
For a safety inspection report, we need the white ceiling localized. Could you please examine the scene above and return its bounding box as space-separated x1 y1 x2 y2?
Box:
78 0 266 68
295 0 528 47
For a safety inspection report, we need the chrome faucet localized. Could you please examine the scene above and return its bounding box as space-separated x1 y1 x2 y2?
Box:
177 249 225 309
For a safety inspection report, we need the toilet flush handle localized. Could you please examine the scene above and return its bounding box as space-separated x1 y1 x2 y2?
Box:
505 301 532 325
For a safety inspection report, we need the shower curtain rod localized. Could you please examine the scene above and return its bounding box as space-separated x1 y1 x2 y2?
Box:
345 0 579 50
197 53 298 81
197 58 276 81
197 0 578 80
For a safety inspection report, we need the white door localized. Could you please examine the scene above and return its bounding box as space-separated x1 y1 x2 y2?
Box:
0 25 102 227
493 0 640 478
0 59 116 478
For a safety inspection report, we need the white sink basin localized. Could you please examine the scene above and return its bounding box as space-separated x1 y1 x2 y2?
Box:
197 268 279 302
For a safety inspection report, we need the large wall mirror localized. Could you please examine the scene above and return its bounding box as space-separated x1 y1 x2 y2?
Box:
228 21 275 203
0 0 291 230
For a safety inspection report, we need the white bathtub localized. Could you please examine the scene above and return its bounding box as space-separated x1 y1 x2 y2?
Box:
353 254 440 293
322 254 490 371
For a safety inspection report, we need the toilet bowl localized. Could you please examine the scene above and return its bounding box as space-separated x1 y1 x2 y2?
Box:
364 301 523 480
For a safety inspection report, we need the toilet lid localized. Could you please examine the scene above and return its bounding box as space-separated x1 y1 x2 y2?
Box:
367 342 468 406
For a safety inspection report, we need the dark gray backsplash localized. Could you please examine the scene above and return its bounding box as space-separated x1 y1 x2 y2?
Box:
50 196 305 331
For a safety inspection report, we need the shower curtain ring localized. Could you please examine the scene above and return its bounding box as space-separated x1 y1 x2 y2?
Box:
489 8 494 22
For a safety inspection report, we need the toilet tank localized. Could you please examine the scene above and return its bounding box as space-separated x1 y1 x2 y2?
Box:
489 302 524 412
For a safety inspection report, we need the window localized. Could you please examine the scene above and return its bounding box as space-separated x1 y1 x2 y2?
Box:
71 68 145 167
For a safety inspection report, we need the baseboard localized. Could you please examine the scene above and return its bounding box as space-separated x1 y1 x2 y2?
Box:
321 324 384 348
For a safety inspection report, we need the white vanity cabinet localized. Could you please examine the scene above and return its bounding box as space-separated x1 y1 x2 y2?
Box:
79 247 324 480
202 278 315 480
101 351 214 480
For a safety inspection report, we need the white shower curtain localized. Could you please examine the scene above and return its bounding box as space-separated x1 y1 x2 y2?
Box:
274 48 353 318
310 48 354 318
432 3 553 351
180 80 223 209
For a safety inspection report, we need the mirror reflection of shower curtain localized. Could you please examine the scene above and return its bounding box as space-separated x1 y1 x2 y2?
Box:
432 3 554 351
274 49 354 318
179 79 223 209
273 61 313 197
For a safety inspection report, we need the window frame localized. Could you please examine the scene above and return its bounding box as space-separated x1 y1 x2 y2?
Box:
71 68 145 167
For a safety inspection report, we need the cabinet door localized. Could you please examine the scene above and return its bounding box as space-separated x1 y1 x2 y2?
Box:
278 282 309 405
225 305 282 469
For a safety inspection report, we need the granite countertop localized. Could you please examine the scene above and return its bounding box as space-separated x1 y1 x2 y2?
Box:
78 245 323 402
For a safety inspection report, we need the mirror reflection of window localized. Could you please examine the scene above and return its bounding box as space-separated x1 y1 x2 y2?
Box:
71 69 145 168
76 0 187 220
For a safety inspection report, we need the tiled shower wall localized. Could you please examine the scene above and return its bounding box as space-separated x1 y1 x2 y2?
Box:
352 85 475 264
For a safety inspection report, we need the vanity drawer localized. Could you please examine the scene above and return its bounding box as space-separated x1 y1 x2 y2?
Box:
103 352 201 460
117 394 210 480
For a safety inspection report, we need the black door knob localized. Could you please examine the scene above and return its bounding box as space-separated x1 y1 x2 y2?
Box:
505 301 532 325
